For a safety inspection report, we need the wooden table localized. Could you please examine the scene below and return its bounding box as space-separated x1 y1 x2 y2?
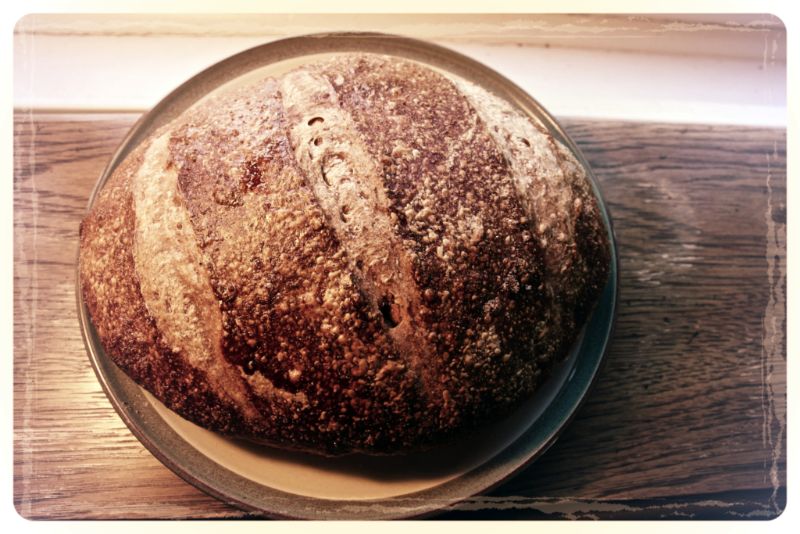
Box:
13 112 786 520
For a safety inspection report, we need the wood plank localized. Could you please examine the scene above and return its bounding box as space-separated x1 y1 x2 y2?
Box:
13 113 786 519
491 122 787 509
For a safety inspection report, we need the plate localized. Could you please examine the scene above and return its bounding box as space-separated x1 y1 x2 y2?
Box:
77 32 619 520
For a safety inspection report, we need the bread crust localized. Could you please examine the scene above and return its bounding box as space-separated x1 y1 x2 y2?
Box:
79 53 610 455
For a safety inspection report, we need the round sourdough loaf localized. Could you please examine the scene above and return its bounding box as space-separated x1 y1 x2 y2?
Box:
79 54 610 455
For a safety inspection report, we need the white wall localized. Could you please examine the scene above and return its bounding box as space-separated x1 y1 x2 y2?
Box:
14 14 786 126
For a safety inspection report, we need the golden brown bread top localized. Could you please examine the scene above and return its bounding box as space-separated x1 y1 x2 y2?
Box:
79 53 610 455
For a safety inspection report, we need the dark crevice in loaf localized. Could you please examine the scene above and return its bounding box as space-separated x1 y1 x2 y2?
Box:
378 293 401 328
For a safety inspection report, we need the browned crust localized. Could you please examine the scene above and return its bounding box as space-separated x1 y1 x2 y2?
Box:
318 56 553 428
168 79 426 453
79 53 610 455
449 75 611 373
79 140 248 436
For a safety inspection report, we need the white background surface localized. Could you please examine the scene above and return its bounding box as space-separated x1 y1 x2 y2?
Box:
14 14 786 126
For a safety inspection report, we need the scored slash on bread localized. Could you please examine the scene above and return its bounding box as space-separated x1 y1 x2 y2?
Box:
79 54 610 455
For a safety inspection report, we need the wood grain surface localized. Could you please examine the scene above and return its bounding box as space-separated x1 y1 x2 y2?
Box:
13 113 786 520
